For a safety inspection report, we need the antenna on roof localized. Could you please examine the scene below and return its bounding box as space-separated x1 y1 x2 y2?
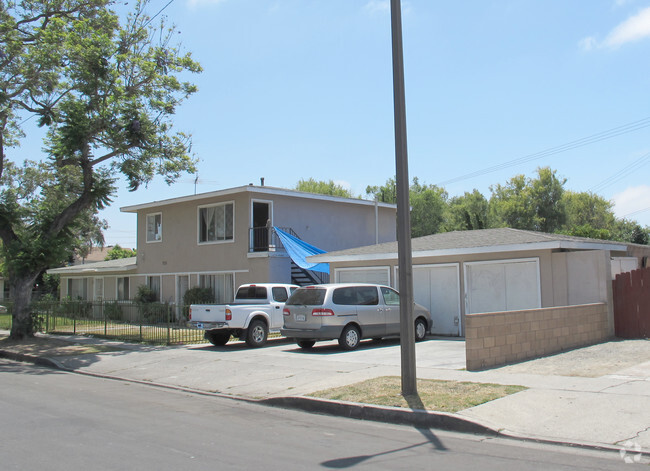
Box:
261 177 265 187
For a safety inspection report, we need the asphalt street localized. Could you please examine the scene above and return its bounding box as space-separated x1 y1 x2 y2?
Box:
0 359 638 470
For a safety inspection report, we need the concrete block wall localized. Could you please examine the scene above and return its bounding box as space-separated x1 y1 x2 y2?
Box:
465 303 610 371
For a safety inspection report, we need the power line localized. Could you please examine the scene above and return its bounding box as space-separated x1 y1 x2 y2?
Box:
436 117 650 187
589 151 650 193
621 206 650 219
143 0 175 28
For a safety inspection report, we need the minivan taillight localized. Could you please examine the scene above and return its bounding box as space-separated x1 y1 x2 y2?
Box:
283 308 290 316
225 308 232 321
312 308 334 316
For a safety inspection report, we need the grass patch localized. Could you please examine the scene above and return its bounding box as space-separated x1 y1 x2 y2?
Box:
308 377 526 413
0 314 11 330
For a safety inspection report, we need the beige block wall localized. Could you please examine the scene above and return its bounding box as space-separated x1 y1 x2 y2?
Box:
465 303 610 371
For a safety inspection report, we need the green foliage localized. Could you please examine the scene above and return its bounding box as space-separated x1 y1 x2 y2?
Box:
409 178 448 237
105 244 136 260
363 167 648 244
104 301 124 321
296 178 355 198
134 285 158 304
366 178 397 203
447 190 489 231
0 0 201 337
183 287 215 305
489 167 566 233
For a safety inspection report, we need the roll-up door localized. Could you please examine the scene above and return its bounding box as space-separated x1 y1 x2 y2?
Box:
465 258 540 314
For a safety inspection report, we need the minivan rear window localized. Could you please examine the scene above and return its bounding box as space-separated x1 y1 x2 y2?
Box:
286 288 326 306
333 286 378 306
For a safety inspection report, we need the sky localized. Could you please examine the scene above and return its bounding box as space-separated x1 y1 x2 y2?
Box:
12 0 650 247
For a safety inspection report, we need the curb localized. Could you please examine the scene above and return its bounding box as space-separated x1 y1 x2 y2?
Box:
261 396 499 436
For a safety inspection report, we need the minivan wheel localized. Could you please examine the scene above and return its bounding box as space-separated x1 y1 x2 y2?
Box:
339 325 361 350
415 318 427 342
297 340 315 349
245 320 268 348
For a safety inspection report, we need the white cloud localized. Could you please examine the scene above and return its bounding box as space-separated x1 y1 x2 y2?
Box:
581 6 650 50
612 185 650 222
603 6 650 47
579 36 598 51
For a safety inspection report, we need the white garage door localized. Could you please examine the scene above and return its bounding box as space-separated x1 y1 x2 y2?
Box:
335 267 390 285
413 264 461 336
465 258 540 314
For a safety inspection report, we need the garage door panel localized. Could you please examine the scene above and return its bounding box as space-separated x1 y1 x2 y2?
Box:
336 268 390 285
465 259 540 315
414 265 460 336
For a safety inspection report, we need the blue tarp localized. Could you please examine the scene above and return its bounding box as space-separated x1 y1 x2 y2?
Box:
273 227 329 274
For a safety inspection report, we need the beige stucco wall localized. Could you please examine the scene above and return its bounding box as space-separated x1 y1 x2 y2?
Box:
134 190 396 277
330 248 618 336
465 303 610 370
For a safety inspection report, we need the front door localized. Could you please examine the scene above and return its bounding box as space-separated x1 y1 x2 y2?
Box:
252 201 271 251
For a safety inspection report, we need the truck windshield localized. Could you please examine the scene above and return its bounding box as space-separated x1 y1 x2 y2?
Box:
235 286 267 300
286 288 326 306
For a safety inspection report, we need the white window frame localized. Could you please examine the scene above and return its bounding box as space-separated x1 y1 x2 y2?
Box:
146 212 163 243
197 201 235 245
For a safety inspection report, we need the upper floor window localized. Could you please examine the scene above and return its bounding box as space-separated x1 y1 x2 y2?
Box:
199 202 234 244
146 213 162 242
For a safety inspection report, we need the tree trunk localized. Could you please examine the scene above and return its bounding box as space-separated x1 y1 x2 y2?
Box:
9 274 39 340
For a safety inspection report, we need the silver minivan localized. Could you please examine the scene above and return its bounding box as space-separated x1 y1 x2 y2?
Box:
280 283 433 350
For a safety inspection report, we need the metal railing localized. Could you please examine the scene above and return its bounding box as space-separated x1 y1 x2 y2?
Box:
0 299 207 345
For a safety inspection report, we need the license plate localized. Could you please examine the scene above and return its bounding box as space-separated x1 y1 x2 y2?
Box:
296 314 306 322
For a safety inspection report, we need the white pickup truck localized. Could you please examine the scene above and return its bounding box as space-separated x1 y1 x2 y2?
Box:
188 283 299 348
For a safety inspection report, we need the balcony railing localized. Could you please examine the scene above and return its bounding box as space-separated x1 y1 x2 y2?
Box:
249 226 298 253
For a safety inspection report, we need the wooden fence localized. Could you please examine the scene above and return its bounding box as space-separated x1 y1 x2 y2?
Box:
613 267 650 338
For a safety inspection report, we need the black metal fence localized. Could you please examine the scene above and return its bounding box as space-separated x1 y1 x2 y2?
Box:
0 299 207 345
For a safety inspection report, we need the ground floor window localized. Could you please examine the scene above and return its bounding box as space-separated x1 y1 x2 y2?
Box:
199 273 234 304
117 277 130 301
147 276 161 301
67 278 88 300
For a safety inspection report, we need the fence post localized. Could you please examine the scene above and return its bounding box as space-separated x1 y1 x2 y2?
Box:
166 304 171 345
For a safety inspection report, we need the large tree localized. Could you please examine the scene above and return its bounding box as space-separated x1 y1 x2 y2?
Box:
0 0 201 339
296 178 355 198
489 167 566 232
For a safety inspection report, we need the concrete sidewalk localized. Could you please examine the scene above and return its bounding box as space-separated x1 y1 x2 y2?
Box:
1 330 649 457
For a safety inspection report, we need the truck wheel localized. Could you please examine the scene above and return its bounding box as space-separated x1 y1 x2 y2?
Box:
338 325 360 350
245 319 268 348
206 332 230 346
297 340 315 349
415 318 427 342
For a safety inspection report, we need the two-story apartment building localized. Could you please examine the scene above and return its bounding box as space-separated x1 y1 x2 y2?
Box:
49 185 397 307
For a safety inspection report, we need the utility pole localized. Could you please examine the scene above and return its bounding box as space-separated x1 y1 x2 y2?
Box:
390 0 417 396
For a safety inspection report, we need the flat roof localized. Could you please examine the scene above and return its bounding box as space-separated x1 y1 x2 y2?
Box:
47 257 138 275
120 185 397 213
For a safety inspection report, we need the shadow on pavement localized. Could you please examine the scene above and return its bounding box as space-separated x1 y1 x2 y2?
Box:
320 392 448 469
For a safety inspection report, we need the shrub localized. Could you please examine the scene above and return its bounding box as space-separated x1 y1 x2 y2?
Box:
183 287 215 305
